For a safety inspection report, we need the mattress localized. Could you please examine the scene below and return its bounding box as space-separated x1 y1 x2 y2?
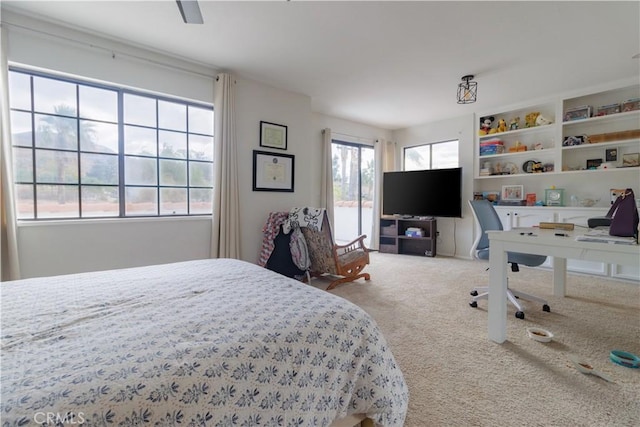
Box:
0 258 408 426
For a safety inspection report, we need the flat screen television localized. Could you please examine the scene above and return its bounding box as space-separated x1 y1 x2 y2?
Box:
382 167 462 218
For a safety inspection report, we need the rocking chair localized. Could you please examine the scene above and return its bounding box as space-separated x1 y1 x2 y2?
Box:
297 209 371 291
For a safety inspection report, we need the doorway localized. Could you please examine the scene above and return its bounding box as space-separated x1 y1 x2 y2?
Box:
331 140 375 246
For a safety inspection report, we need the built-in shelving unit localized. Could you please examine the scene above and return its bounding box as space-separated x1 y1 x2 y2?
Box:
474 82 640 207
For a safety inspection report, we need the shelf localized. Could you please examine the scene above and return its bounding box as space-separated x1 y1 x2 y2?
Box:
562 110 640 127
479 123 554 140
562 138 640 151
479 149 553 160
560 166 640 175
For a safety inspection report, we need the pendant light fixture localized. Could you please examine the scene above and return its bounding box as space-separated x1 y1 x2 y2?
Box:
457 75 477 104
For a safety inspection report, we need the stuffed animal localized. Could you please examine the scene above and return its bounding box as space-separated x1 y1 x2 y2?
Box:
535 114 553 126
509 117 520 130
525 112 540 128
496 118 508 133
479 116 494 135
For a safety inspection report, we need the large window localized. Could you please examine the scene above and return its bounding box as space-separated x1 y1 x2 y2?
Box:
404 139 458 170
8 68 214 220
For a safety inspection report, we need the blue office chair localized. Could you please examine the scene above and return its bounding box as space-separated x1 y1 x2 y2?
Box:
468 200 551 319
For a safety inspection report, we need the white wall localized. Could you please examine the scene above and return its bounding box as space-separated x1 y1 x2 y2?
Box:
235 78 315 262
392 114 476 258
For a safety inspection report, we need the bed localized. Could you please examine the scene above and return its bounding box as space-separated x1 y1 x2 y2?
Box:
0 258 408 426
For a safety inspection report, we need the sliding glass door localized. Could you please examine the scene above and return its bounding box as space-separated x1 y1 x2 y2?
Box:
331 140 375 246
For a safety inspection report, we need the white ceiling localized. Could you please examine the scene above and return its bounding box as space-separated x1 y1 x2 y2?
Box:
2 1 639 130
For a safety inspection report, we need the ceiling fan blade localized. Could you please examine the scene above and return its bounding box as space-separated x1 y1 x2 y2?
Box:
176 0 203 24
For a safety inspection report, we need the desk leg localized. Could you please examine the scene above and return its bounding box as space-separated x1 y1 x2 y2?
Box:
488 240 508 343
552 257 567 297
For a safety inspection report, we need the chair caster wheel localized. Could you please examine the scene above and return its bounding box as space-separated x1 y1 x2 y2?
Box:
515 311 525 319
470 290 478 296
543 304 551 312
469 301 478 308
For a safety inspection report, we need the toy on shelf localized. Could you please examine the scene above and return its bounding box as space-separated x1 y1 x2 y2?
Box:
535 114 553 126
525 112 540 128
509 117 520 130
496 118 508 133
479 116 495 135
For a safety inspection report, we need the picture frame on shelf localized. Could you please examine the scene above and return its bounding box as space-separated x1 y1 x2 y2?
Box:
605 148 618 162
586 158 603 170
252 150 295 192
259 121 288 150
622 153 640 167
501 184 524 201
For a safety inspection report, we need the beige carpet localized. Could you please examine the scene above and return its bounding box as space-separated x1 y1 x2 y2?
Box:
311 252 640 427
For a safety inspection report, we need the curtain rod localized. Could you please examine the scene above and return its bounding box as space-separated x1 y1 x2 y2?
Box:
1 20 217 80
329 131 376 144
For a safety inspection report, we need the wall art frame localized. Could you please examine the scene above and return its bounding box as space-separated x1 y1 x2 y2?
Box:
252 150 295 192
260 121 288 150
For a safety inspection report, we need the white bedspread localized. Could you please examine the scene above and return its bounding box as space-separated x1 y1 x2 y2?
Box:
1 259 408 426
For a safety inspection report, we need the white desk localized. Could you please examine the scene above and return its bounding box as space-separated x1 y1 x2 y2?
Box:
487 228 640 343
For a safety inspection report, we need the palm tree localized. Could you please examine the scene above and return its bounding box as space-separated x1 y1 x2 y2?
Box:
36 104 96 204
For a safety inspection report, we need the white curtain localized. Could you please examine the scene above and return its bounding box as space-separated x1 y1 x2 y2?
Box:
210 73 240 259
0 27 20 280
320 128 335 228
372 138 396 250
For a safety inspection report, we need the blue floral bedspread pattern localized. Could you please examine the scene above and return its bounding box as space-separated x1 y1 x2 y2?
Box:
1 259 408 426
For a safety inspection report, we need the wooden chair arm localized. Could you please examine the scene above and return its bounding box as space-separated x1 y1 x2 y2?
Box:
334 234 368 255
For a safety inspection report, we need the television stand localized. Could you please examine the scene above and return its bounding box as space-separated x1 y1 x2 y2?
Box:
379 216 436 257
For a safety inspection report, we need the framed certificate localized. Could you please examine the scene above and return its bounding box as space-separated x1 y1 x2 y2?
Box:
260 121 288 150
252 150 294 192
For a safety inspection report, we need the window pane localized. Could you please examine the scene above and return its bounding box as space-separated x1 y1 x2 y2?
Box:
124 93 156 127
189 106 214 135
159 130 187 159
10 111 33 147
160 159 187 186
189 161 213 187
13 147 33 183
35 114 78 150
159 100 186 131
8 71 31 110
36 184 79 218
125 156 157 185
79 85 118 122
124 125 157 156
81 186 119 217
125 187 158 216
189 134 213 160
33 76 76 116
432 140 459 169
404 145 430 171
190 188 212 214
36 150 78 184
15 184 34 219
81 121 119 153
160 188 187 215
81 153 118 185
